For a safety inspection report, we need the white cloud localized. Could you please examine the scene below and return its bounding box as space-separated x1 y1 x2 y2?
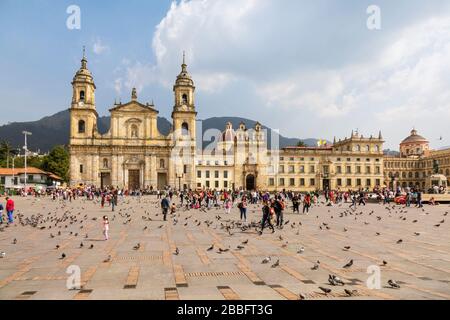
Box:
93 38 110 55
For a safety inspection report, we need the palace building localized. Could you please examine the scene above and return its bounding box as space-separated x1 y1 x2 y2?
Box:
69 52 449 192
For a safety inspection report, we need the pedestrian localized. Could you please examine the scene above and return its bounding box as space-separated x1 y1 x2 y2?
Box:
303 193 311 214
102 215 109 240
5 197 14 224
274 196 284 228
161 196 170 221
0 202 3 224
259 200 275 235
238 197 248 222
224 197 231 214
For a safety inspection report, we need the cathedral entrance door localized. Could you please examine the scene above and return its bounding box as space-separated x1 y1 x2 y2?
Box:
157 173 167 190
101 173 111 189
246 174 255 191
128 170 140 190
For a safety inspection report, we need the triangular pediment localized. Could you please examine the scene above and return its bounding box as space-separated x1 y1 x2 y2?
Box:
109 100 158 114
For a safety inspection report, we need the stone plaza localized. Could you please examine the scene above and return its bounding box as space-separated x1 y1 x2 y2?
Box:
0 196 449 300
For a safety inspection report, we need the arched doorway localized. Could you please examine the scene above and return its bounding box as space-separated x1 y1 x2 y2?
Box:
246 174 255 190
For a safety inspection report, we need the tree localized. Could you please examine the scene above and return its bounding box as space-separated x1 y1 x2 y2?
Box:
42 145 70 182
296 140 306 147
0 140 12 167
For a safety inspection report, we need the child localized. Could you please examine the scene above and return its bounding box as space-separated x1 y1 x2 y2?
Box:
102 216 109 240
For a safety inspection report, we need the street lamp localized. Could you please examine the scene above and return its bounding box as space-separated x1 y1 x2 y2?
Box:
22 131 32 195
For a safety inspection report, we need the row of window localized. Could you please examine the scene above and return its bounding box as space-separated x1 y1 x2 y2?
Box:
387 169 450 179
273 165 381 174
197 181 229 188
279 157 380 162
198 160 229 166
268 178 381 187
197 170 229 179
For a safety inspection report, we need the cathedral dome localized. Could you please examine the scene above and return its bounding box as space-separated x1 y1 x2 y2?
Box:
175 52 194 87
400 129 428 145
219 122 236 142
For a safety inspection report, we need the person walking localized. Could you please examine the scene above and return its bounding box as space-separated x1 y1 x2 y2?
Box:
303 193 311 214
259 200 275 235
161 196 170 221
0 202 3 224
274 196 284 228
5 197 14 224
238 197 248 222
102 215 110 240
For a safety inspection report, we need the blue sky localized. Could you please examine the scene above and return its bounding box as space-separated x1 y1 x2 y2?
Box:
1 0 450 149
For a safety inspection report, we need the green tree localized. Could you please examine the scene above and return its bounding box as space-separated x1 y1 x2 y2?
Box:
0 140 12 167
296 140 306 147
42 145 70 182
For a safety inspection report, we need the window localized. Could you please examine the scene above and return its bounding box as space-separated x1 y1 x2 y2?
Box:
206 171 210 178
269 178 275 186
28 175 33 182
347 179 352 186
356 178 361 186
181 122 189 136
80 90 85 101
337 178 342 186
80 164 84 173
289 178 295 186
182 94 188 104
289 165 295 173
184 165 188 174
103 158 108 168
376 179 381 186
346 166 352 174
131 124 138 138
355 145 361 152
366 145 370 152
215 171 219 178
300 178 305 186
224 181 228 188
160 159 165 169
310 165 315 173
279 178 285 186
336 166 342 174
323 166 329 174
375 166 381 174
224 171 228 179
279 165 285 173
0 177 5 185
375 145 380 152
366 166 371 174
310 178 315 186
366 179 371 186
206 181 210 188
290 157 295 161
299 165 305 173
215 181 219 188
356 166 361 174
78 120 85 133
197 171 201 178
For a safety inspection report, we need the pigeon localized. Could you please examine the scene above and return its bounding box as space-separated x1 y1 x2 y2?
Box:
12 238 17 244
0 252 6 258
328 274 345 286
344 289 358 296
79 242 84 248
103 255 112 263
261 257 271 264
311 262 320 270
297 247 305 254
396 239 403 244
388 279 400 289
343 259 353 269
319 287 331 294
414 232 421 236
60 253 66 259
299 293 306 300
271 259 280 268
242 239 249 245
207 244 214 251
89 244 94 249
55 245 60 250
133 243 141 250
236 245 245 250
174 247 179 255
343 246 351 251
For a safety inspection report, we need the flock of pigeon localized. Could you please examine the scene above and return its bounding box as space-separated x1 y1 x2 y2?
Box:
0 195 448 299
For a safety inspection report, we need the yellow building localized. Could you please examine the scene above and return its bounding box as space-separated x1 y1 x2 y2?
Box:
69 52 449 192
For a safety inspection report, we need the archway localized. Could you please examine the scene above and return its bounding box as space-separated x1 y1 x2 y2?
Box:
246 174 255 191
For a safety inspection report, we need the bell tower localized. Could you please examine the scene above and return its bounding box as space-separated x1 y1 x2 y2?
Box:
70 47 98 140
171 52 197 190
172 52 197 141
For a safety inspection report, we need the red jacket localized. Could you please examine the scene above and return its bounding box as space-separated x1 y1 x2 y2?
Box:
6 199 14 211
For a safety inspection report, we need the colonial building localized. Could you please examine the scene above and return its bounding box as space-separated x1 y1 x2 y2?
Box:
69 52 197 189
384 129 450 190
69 52 448 192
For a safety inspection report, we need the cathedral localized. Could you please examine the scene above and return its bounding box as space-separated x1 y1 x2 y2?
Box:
69 52 197 190
69 51 449 192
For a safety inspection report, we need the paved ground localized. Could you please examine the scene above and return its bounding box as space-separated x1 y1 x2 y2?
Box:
0 195 449 300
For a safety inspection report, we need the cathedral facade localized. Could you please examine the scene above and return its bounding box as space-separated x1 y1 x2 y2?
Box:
69 53 449 192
